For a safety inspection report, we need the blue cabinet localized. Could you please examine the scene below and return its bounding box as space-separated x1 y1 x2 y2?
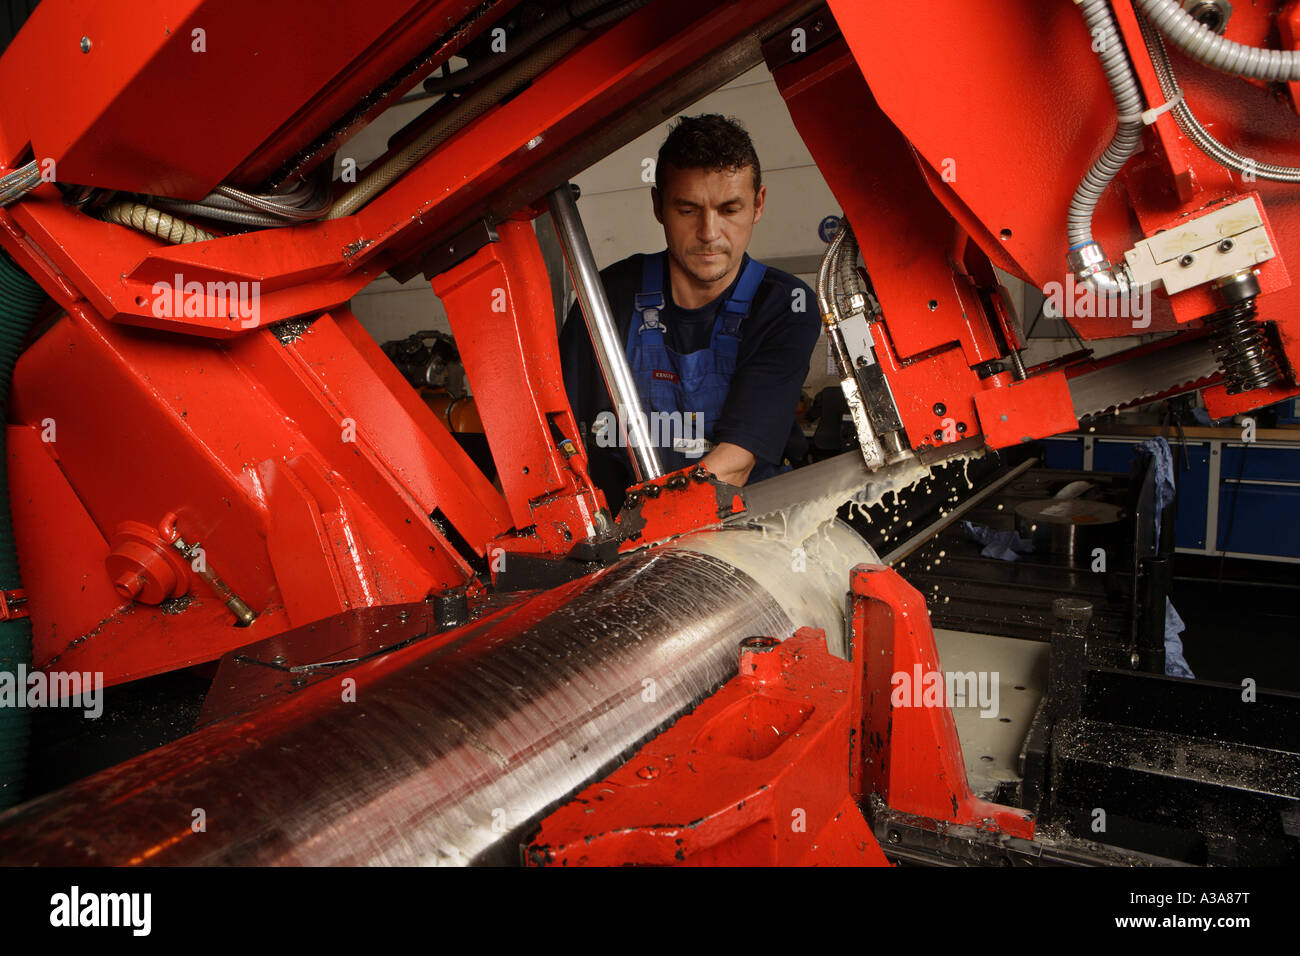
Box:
1221 444 1300 483
1042 436 1083 470
1094 439 1210 550
1092 439 1135 473
1217 482 1300 558
1173 444 1210 550
1038 433 1299 562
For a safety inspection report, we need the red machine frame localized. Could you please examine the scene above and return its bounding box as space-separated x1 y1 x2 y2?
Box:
1 0 1299 862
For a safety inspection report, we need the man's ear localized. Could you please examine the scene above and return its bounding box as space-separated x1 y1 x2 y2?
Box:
752 184 767 225
651 186 663 225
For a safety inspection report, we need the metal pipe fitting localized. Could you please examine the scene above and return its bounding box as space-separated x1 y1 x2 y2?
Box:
1067 240 1134 297
171 534 257 627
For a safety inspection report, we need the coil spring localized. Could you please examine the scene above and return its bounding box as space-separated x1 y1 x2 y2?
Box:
1208 298 1285 394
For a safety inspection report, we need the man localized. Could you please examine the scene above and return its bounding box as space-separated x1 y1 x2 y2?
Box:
560 113 821 512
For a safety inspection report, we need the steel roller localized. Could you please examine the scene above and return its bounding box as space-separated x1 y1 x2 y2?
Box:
0 524 874 865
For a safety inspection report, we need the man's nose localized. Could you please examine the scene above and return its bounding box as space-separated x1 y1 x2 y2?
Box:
698 210 722 243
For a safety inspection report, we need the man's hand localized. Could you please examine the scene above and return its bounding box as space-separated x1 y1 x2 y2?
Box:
700 441 756 486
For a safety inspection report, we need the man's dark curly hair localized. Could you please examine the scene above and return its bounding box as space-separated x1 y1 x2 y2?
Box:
655 114 761 197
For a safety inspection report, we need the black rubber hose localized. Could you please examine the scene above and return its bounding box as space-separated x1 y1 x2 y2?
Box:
0 250 45 809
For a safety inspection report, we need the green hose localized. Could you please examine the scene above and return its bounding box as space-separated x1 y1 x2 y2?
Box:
0 250 45 809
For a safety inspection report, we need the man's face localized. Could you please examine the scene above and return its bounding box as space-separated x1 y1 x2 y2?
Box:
653 164 766 287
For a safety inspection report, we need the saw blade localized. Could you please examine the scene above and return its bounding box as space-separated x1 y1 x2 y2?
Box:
1067 337 1220 419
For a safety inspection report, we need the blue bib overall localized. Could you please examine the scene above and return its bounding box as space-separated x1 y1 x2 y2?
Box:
625 252 782 480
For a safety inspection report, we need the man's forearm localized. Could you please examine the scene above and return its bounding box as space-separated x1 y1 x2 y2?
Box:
701 442 756 486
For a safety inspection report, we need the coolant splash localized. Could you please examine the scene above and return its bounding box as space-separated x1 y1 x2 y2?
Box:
731 450 983 554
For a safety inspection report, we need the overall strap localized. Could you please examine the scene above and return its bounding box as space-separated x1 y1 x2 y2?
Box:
634 252 667 335
716 257 768 336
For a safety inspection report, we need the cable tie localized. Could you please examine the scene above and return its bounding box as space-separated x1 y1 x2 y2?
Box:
1140 89 1185 125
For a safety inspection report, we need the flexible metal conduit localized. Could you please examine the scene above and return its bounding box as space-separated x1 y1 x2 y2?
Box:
1139 14 1300 182
836 226 865 309
154 178 329 228
147 200 295 230
1069 0 1145 251
213 183 326 222
816 221 849 321
0 162 39 207
1138 0 1300 81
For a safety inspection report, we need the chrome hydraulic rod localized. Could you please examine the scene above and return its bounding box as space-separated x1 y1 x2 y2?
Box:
548 183 662 482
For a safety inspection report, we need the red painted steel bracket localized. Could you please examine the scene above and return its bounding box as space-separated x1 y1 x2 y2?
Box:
973 372 1079 450
528 628 891 866
432 217 605 558
853 564 1035 839
769 32 1067 454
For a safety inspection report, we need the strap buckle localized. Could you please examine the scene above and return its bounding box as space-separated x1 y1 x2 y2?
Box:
635 290 665 333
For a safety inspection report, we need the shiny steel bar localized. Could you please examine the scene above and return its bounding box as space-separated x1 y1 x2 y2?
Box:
0 528 871 865
547 182 662 482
